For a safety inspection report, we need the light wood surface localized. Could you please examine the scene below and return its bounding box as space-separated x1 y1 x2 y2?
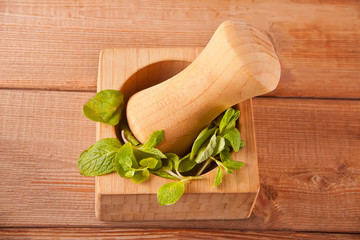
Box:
96 48 259 221
127 21 280 154
1 0 360 238
1 0 359 99
1 228 359 240
0 90 359 232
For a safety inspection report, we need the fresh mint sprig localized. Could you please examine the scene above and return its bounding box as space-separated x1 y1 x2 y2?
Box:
78 90 245 206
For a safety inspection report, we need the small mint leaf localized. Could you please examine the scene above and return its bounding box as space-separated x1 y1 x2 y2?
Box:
114 143 138 178
220 147 231 162
178 153 197 172
139 157 159 169
131 169 149 183
157 181 185 205
212 136 226 156
83 90 124 125
139 147 167 159
190 127 216 160
142 130 164 149
150 158 177 180
223 127 241 152
195 132 217 164
219 108 240 134
124 169 135 178
165 153 180 170
222 160 244 170
214 167 223 187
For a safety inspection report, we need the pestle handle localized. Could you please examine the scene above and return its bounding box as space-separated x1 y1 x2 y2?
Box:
126 20 281 155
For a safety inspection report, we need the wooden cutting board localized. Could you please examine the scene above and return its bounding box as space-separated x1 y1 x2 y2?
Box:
95 48 260 221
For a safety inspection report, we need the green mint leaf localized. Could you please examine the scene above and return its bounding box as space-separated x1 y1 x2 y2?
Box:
223 127 241 152
212 136 226 156
190 127 216 160
219 108 240 134
124 169 135 178
78 138 121 176
150 158 178 180
114 155 133 178
133 147 158 160
157 181 185 205
214 167 223 187
178 153 197 172
150 158 177 180
83 90 124 125
161 158 173 171
219 147 231 162
222 160 244 170
131 169 149 183
114 143 139 178
153 158 163 170
195 132 217 164
139 157 159 169
124 130 140 146
165 153 180 170
139 147 167 159
142 130 164 149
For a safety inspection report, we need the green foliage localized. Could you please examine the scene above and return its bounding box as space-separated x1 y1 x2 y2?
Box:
142 130 164 149
190 127 216 160
78 138 121 176
214 167 223 187
80 88 246 206
178 154 197 173
223 127 241 152
83 90 124 125
219 108 240 134
139 157 159 169
131 169 150 184
157 181 185 206
195 132 217 164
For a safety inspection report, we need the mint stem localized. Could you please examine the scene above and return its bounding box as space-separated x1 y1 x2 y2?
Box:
120 130 128 144
175 168 184 178
181 176 203 182
213 157 225 168
196 158 212 176
164 170 182 180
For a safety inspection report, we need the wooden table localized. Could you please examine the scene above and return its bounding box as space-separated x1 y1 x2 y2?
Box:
1 1 359 239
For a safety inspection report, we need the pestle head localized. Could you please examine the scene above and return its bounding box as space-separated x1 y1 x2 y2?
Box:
126 20 281 155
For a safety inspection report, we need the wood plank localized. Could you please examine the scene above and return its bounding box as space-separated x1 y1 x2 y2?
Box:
1 228 359 240
0 90 359 232
1 0 359 98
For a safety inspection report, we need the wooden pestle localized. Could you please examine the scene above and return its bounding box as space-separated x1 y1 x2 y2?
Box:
126 20 281 155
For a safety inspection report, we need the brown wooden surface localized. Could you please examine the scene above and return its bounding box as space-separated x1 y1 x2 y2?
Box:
1 0 359 238
1 0 359 98
1 228 359 240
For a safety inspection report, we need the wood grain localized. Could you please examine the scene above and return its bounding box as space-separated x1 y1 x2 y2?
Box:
1 228 359 240
1 0 359 98
0 90 359 232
